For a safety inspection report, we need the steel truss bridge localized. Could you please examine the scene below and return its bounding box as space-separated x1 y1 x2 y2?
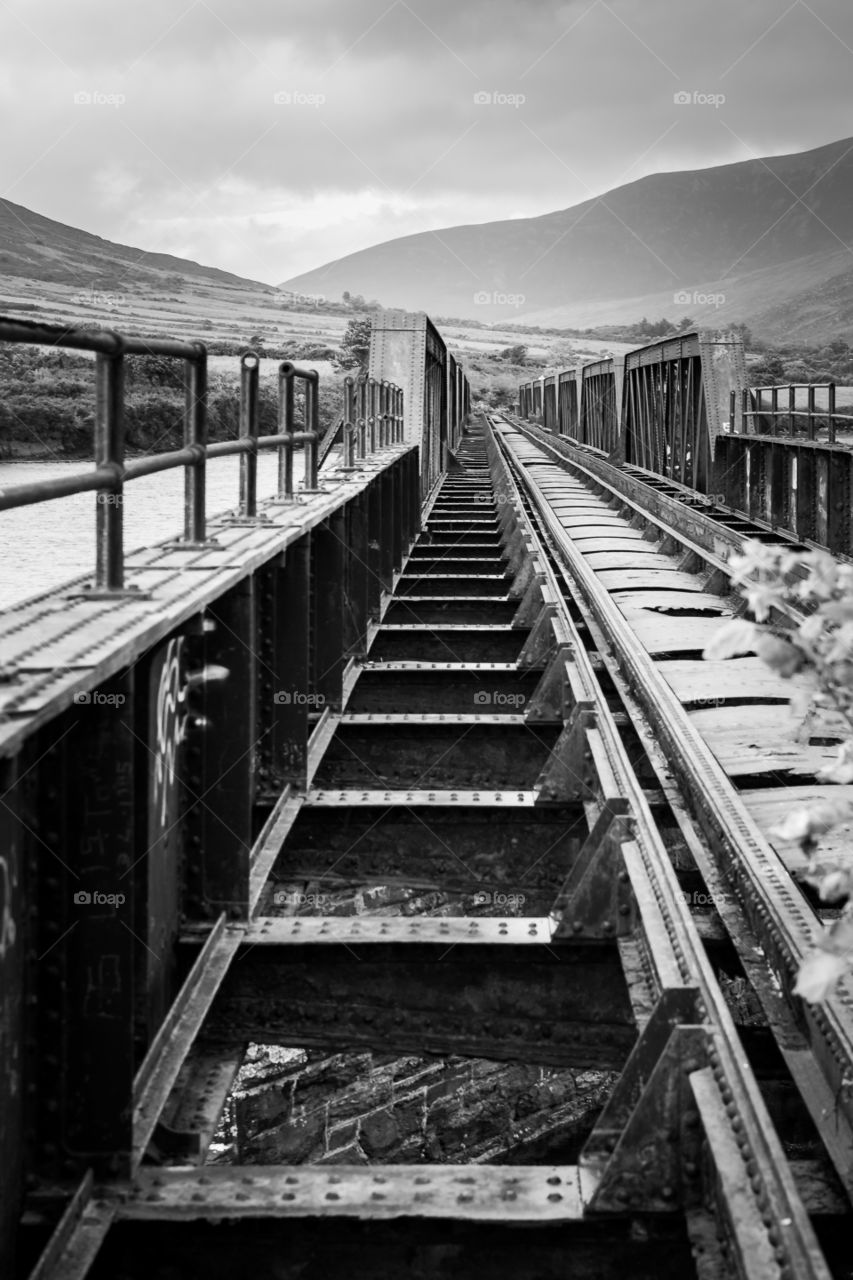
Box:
1 309 852 1279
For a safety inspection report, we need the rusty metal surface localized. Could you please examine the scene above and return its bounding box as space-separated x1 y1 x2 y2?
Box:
116 1164 584 1222
488 416 834 1277
0 449 413 758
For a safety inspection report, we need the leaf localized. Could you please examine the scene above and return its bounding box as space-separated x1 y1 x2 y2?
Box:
798 615 826 644
818 871 853 903
745 583 785 623
817 742 853 785
820 911 853 956
793 949 850 1002
769 797 853 842
754 633 806 677
702 620 758 661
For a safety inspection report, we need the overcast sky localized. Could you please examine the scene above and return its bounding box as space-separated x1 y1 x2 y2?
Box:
2 0 851 285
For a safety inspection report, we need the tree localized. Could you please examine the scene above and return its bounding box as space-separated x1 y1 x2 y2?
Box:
730 322 753 349
500 344 527 364
338 317 372 371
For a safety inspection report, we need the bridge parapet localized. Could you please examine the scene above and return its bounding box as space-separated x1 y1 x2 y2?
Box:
717 380 853 553
368 309 470 498
0 317 407 593
0 317 423 1245
521 330 747 495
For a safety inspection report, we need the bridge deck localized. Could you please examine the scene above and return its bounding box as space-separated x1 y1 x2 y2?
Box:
8 415 853 1280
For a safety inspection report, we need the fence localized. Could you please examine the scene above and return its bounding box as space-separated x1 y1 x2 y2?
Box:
0 317 403 592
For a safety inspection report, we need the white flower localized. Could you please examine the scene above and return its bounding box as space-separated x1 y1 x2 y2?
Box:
794 950 849 1002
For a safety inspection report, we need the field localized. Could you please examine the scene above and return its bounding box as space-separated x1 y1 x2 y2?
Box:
0 272 644 458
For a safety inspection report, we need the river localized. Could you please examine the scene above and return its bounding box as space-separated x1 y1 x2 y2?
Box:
0 453 306 609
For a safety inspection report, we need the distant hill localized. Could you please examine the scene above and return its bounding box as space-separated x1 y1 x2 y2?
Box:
0 198 272 295
280 136 853 343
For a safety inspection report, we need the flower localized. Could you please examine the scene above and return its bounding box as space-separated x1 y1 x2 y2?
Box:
794 950 850 1002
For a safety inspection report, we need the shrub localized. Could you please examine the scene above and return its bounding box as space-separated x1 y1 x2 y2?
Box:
704 543 853 1001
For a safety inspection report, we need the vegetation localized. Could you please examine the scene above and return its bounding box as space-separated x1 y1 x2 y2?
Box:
338 317 372 371
705 544 853 1001
0 342 346 459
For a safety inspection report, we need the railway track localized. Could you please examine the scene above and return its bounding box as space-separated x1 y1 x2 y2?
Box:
25 418 852 1280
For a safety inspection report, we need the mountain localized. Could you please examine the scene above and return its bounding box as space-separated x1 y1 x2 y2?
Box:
280 136 853 342
0 198 272 295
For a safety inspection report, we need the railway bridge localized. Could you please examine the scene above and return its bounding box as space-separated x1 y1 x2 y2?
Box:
1 308 852 1279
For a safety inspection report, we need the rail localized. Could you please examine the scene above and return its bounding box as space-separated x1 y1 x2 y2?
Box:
0 318 404 593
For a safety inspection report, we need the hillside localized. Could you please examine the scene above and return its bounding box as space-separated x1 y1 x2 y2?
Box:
0 198 272 293
281 136 853 342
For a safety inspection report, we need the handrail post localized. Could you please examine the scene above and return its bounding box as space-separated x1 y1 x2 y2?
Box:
356 373 367 459
184 346 208 544
368 377 377 453
342 375 357 471
828 382 836 445
94 342 125 591
396 386 404 442
379 380 388 447
239 352 259 516
303 368 320 491
278 363 295 498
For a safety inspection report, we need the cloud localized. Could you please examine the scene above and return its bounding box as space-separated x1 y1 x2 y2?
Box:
1 0 852 284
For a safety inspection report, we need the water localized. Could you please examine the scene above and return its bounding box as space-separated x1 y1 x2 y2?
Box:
0 453 306 609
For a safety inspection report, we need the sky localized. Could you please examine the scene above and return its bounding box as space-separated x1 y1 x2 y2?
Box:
1 0 852 286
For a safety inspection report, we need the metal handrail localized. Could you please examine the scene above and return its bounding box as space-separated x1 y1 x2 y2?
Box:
341 373 405 469
730 383 853 442
0 318 404 594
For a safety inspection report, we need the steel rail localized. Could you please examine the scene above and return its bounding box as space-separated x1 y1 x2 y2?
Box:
483 415 830 1279
493 413 853 1196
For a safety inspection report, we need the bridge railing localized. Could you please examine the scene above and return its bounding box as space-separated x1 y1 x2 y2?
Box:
715 382 853 553
0 317 403 593
517 332 746 493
